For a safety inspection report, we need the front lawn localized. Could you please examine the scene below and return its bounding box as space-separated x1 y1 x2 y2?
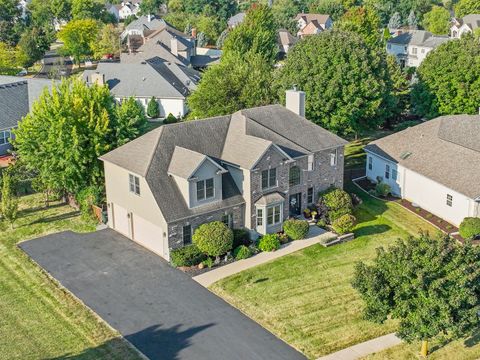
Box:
0 193 140 359
211 187 438 359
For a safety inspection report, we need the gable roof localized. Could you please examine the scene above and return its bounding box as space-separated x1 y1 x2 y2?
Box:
228 12 246 27
125 15 166 33
0 76 53 130
278 29 298 46
454 14 480 30
168 146 225 179
83 59 197 98
295 13 330 25
388 30 449 48
365 115 480 199
101 105 346 222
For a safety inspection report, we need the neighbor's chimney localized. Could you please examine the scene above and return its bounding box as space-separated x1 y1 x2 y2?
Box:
91 72 105 86
285 87 305 117
147 14 152 22
171 37 178 56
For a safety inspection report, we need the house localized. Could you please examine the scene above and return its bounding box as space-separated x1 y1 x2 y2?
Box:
227 12 246 28
100 90 347 260
451 14 480 38
365 115 480 227
121 15 166 39
0 76 52 156
277 29 298 56
386 30 449 67
83 57 199 119
108 0 142 21
295 13 332 38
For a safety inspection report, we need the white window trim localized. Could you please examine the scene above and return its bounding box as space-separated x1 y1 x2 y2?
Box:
266 204 282 226
307 186 315 204
0 130 11 145
196 178 215 202
330 149 337 167
385 164 390 180
368 156 373 170
307 154 314 171
446 194 453 207
261 168 278 190
129 174 140 195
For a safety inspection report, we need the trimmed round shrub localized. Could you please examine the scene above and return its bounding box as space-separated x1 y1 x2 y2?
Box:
163 113 178 124
170 244 206 267
331 214 356 235
317 218 327 229
283 219 309 240
319 188 353 222
258 234 281 252
232 228 251 248
459 217 480 239
375 182 391 197
234 245 252 260
192 221 233 257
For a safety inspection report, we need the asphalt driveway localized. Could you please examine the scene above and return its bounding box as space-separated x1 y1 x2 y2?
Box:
20 229 306 360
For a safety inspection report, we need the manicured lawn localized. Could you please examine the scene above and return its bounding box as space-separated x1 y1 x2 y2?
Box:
0 193 140 360
344 130 392 169
211 187 438 359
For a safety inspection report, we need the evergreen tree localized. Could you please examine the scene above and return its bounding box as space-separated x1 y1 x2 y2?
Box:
407 10 417 29
196 32 209 47
0 173 18 229
146 96 160 119
216 29 228 49
388 12 401 30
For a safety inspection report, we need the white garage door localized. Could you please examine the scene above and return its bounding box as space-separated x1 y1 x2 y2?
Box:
113 203 130 237
131 214 166 258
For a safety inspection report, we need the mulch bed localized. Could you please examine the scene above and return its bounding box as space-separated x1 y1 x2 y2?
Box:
353 177 400 201
178 256 236 277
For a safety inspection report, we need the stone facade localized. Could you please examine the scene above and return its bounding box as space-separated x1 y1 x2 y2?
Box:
167 204 245 248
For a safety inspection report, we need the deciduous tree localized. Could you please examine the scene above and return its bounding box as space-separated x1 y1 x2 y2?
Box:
139 0 164 16
0 0 24 45
337 6 382 47
17 27 53 68
422 6 450 34
71 0 104 20
455 0 480 18
352 233 480 357
93 24 121 59
57 19 99 64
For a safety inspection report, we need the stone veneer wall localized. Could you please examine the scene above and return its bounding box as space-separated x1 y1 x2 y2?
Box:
167 204 245 249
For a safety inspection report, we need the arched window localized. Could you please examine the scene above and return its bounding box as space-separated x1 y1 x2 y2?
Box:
289 166 301 186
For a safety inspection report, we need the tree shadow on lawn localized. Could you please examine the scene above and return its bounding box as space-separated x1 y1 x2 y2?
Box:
354 224 391 238
29 211 81 225
17 202 66 217
48 323 215 360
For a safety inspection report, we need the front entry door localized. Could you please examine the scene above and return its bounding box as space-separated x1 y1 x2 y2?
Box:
289 193 302 216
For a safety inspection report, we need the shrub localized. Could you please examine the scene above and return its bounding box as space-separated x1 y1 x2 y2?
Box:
331 214 356 235
459 217 480 239
319 188 353 223
283 219 309 240
170 244 206 267
317 219 327 229
375 182 391 198
202 257 214 268
258 233 281 252
234 245 252 260
76 186 102 220
163 113 178 124
192 221 233 257
232 228 251 248
146 96 160 118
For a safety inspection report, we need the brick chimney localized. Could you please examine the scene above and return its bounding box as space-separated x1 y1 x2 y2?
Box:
285 87 305 117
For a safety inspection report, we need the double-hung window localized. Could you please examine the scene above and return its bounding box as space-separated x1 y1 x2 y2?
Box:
196 178 214 201
446 194 453 207
261 168 277 189
257 208 263 226
267 205 281 226
392 168 398 181
330 150 337 166
289 166 301 186
307 154 314 171
385 164 390 180
0 131 11 145
129 174 140 195
307 187 314 204
368 157 373 171
222 213 232 228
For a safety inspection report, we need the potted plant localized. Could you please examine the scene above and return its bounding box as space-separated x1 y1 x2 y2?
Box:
303 208 311 219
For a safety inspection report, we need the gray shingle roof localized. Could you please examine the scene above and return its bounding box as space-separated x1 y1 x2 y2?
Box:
126 16 166 33
168 146 224 179
278 29 298 47
101 105 346 222
0 76 53 130
365 115 480 199
388 30 449 48
458 14 480 30
228 12 245 27
255 192 285 205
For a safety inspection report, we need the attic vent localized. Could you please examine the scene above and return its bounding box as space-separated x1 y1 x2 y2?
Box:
142 77 146 81
400 151 412 160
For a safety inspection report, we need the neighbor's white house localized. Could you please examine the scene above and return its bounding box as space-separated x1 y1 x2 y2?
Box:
107 0 142 21
451 14 480 38
364 115 480 227
83 58 199 119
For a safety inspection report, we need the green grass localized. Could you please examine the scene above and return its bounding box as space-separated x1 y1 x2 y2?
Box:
211 187 438 359
0 193 140 360
344 130 393 170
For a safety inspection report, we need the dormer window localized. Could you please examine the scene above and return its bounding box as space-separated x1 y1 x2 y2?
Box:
196 178 214 201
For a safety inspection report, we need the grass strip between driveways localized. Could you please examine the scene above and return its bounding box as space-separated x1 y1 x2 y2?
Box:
0 193 141 360
210 186 440 359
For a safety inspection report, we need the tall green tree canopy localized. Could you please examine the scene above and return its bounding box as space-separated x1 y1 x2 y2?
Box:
222 4 278 64
93 24 121 59
14 78 146 196
337 6 382 47
271 0 300 33
57 19 99 64
455 0 480 18
0 0 24 45
71 0 104 20
364 0 433 27
182 0 237 21
275 30 394 136
422 6 450 34
412 34 480 118
352 233 480 356
309 0 346 21
139 0 164 16
17 27 53 68
187 51 275 118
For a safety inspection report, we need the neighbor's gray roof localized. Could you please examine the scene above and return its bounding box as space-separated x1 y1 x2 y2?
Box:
365 115 480 199
456 14 480 30
278 29 298 46
83 59 194 98
255 192 285 205
228 12 245 27
0 76 53 130
122 39 188 66
388 30 449 48
126 16 166 32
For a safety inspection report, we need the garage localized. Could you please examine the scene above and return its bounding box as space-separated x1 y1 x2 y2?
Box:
131 214 166 258
112 203 130 237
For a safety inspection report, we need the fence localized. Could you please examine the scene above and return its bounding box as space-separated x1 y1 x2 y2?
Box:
344 167 366 183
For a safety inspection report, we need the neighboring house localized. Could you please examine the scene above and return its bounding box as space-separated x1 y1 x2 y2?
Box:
227 12 246 28
121 15 166 39
278 29 298 56
451 14 480 38
386 30 449 67
83 57 199 118
100 90 347 260
108 0 142 21
365 115 480 227
295 13 332 38
0 76 52 156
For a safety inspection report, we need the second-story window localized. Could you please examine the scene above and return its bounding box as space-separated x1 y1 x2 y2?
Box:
412 47 417 55
368 157 373 170
129 174 140 195
307 154 314 171
446 194 453 207
261 168 277 189
197 178 214 201
385 164 390 179
330 150 337 166
289 166 301 186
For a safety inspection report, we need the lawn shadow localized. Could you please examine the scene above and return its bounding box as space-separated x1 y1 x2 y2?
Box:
253 277 269 284
18 202 66 217
29 211 80 225
354 224 391 238
48 323 215 360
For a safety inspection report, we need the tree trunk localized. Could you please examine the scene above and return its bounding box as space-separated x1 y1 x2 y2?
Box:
420 340 428 357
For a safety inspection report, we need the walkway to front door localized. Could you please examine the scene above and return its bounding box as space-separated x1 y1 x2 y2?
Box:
289 192 302 216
